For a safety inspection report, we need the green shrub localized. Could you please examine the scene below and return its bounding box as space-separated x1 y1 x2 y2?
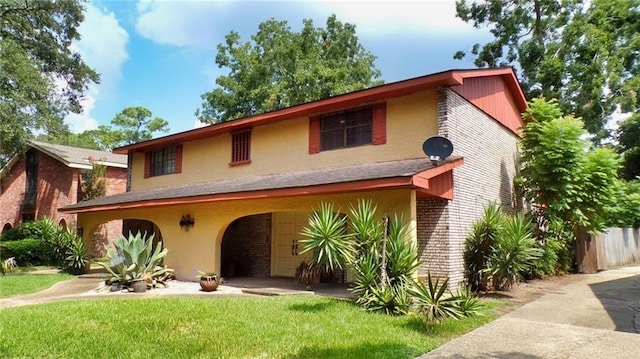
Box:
463 202 503 292
410 273 464 324
0 218 58 242
63 236 89 275
488 214 542 290
0 239 47 266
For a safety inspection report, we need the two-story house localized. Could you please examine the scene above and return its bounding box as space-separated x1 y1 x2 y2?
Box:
0 141 128 256
61 68 527 285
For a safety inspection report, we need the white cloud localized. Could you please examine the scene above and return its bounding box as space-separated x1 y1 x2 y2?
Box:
65 2 129 133
134 0 474 48
66 96 100 133
308 0 475 35
193 119 208 129
136 0 229 47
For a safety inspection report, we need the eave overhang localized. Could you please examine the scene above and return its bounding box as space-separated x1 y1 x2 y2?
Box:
60 157 464 214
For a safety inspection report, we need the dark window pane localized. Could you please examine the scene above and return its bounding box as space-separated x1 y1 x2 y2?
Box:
320 106 373 151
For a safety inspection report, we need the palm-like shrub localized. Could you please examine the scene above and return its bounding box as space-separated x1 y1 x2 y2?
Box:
410 273 464 324
489 214 542 290
464 202 503 291
95 231 174 288
64 235 89 275
300 202 354 271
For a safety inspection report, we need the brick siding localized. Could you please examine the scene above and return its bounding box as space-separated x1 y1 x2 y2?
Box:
221 214 272 277
0 150 127 258
416 88 520 287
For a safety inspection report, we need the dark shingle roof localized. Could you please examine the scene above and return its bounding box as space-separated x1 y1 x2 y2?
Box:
61 157 460 212
30 141 127 169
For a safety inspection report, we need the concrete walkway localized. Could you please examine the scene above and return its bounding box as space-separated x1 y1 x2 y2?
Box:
420 266 640 359
0 272 352 309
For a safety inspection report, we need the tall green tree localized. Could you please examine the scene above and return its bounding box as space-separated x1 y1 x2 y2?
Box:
39 107 169 150
109 106 169 147
455 0 640 141
0 0 99 165
518 98 621 234
197 14 382 124
617 114 640 180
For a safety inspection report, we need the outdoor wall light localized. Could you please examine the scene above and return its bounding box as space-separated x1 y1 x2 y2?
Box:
179 214 195 230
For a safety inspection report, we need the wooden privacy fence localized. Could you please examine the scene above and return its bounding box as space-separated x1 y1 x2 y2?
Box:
577 227 640 274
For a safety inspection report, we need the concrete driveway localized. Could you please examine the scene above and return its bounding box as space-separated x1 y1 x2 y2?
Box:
421 266 640 359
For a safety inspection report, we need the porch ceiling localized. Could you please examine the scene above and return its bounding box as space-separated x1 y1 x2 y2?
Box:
60 157 463 213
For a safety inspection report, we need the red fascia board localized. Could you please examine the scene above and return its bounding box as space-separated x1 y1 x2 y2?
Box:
113 71 464 154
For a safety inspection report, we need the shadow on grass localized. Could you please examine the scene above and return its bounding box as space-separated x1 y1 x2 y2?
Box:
287 301 335 313
588 273 640 334
283 342 418 359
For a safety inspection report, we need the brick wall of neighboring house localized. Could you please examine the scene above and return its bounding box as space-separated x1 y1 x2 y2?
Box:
1 150 128 259
416 88 521 287
89 167 128 257
0 159 27 231
35 152 79 228
221 214 272 278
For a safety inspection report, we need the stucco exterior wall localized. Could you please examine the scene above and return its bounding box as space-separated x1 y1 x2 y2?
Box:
130 90 439 191
77 188 416 281
435 87 521 286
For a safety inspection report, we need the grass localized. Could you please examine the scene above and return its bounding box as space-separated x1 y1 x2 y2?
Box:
0 273 74 298
0 295 504 358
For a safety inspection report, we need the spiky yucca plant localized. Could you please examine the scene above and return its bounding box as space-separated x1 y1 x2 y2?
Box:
410 273 464 324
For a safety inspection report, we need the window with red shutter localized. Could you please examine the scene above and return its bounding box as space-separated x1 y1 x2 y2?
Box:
313 104 386 152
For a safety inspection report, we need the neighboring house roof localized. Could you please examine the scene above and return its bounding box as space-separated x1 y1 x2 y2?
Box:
29 141 128 169
0 141 127 180
113 67 526 154
60 157 463 213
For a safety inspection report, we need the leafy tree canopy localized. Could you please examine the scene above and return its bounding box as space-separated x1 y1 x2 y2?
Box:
455 0 640 142
197 14 383 124
40 106 169 151
0 0 99 166
517 98 623 233
617 114 640 180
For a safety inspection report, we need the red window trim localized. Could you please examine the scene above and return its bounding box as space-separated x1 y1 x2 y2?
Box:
308 102 386 154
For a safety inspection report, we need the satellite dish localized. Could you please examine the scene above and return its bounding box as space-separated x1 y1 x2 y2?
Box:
422 136 453 165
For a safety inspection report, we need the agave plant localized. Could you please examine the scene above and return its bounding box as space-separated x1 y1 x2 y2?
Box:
94 231 174 288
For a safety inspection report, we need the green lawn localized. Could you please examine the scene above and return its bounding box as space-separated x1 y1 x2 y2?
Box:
0 273 74 298
0 296 502 358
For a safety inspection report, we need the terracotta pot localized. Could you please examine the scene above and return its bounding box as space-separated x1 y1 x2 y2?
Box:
199 277 219 292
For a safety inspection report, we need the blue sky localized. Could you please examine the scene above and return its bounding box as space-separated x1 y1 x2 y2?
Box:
67 0 490 136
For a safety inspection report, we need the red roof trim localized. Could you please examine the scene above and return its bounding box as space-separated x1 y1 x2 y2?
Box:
113 69 525 154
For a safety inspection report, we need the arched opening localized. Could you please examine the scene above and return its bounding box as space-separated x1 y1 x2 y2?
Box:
2 223 12 234
122 219 163 249
58 218 67 231
220 211 315 279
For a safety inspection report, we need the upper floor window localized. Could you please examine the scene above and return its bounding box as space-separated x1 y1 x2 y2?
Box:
321 107 373 151
309 103 386 154
144 145 182 178
230 129 251 165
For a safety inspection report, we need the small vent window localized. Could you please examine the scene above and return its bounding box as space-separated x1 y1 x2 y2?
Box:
231 130 251 165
